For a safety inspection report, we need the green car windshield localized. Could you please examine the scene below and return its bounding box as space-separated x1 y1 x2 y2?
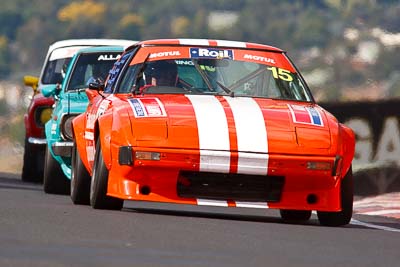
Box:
66 52 121 91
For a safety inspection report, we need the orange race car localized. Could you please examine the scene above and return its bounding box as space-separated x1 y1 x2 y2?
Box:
71 39 355 226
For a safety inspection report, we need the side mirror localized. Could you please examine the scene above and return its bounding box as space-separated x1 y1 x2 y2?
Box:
23 75 39 93
88 81 104 91
41 84 59 98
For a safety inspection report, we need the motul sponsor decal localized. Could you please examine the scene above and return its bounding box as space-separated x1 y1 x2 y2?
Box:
128 98 167 118
149 51 181 59
288 104 323 126
243 54 276 64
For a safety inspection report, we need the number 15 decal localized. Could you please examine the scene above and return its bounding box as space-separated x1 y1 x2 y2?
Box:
267 66 293 82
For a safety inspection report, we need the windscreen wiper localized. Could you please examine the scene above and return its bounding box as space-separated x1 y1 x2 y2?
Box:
215 81 234 97
192 59 214 92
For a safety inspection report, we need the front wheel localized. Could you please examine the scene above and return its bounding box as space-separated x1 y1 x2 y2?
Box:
317 167 353 227
43 145 70 195
90 138 123 210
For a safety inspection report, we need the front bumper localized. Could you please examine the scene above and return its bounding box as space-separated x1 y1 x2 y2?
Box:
28 137 47 145
108 146 342 212
52 141 73 157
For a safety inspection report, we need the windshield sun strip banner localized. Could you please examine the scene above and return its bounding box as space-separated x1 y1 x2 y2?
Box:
129 47 296 71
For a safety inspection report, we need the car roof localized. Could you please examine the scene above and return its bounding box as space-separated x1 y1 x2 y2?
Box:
74 45 126 54
48 39 137 52
129 39 283 52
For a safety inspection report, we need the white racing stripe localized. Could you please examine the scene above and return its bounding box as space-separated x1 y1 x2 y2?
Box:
235 201 269 209
216 40 246 48
186 95 230 173
237 152 269 175
84 131 94 141
179 39 210 46
224 97 268 175
197 199 228 207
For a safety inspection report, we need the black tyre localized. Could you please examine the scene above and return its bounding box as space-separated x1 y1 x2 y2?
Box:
21 138 44 183
280 210 312 222
70 141 91 205
90 138 123 210
43 145 70 195
317 167 353 227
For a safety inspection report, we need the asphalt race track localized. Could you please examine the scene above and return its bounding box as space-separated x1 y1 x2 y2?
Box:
1 172 400 267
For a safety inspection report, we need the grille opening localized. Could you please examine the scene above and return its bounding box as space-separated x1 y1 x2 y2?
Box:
177 171 284 202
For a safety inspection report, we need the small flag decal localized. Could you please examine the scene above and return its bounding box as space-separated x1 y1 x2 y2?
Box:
288 104 323 126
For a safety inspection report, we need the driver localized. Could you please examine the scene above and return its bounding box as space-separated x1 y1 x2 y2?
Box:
86 63 110 85
144 60 179 86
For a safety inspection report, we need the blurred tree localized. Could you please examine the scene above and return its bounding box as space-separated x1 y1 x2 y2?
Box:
15 17 59 74
58 0 106 23
117 13 145 40
0 36 10 78
171 16 190 37
0 10 23 40
292 8 330 48
57 0 107 38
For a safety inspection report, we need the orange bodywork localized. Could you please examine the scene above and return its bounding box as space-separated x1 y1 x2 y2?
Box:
72 39 355 212
73 92 354 212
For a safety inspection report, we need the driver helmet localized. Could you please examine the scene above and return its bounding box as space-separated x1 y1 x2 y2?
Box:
144 60 178 86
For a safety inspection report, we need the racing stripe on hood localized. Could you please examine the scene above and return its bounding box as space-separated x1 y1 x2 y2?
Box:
186 95 230 173
196 199 269 208
224 97 269 175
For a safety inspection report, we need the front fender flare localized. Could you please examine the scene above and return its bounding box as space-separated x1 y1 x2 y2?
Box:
97 112 113 169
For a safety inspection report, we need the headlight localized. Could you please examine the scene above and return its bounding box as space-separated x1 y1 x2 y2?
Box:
60 115 77 140
35 107 53 127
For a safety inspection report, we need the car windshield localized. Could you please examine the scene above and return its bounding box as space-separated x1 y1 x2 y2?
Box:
65 52 121 91
42 57 71 85
118 48 313 101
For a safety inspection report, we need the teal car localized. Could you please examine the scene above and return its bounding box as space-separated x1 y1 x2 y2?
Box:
42 46 125 194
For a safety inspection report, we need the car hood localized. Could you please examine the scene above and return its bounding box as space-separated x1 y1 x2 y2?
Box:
128 95 333 155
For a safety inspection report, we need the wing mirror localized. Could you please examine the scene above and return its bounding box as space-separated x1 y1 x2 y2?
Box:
88 81 104 91
23 75 39 94
41 84 61 98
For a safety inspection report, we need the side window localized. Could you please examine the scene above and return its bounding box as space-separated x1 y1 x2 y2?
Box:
117 65 139 93
104 50 134 93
